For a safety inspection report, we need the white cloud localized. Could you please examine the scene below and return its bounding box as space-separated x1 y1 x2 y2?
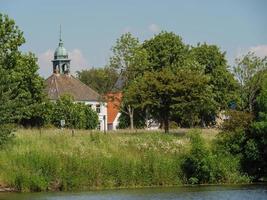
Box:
148 24 161 34
249 45 267 58
38 49 54 78
37 48 89 78
69 49 89 73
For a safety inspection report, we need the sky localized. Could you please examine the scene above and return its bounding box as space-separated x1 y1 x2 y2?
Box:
1 0 267 78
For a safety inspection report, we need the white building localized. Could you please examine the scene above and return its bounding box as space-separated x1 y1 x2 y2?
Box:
44 33 107 131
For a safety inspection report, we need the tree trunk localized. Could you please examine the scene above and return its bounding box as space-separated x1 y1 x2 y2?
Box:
164 117 169 133
163 110 169 133
128 105 134 130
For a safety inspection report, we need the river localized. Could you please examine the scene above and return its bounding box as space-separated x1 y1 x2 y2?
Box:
0 184 266 200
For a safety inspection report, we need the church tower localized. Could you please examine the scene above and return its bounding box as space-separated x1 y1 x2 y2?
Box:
52 27 70 74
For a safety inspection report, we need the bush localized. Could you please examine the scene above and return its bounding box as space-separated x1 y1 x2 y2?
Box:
181 130 249 184
50 95 98 130
169 121 179 129
221 110 253 132
181 131 213 184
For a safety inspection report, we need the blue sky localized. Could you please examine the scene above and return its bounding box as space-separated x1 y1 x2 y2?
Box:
1 0 267 77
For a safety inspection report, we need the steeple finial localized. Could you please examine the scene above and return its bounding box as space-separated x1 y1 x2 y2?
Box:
59 25 62 41
59 25 63 46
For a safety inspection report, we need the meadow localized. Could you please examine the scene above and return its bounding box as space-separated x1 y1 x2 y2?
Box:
0 128 249 192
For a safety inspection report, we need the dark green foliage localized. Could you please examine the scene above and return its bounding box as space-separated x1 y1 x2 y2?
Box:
117 108 146 129
0 70 15 145
51 95 98 129
123 32 236 130
221 110 254 132
216 72 267 180
234 53 267 112
181 132 213 184
84 105 99 129
143 31 189 71
77 67 118 94
12 53 45 124
25 95 99 129
182 131 247 184
125 62 215 132
109 32 149 129
190 43 240 123
245 76 267 178
0 14 44 128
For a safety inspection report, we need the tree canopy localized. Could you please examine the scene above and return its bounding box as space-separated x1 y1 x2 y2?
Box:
234 52 267 112
77 67 118 94
0 14 44 127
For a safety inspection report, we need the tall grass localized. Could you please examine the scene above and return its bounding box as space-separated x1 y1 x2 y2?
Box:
0 128 249 192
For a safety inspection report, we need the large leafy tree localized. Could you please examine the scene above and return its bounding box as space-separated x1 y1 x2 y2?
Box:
0 14 23 144
77 66 118 94
125 62 214 133
218 73 267 180
0 14 44 127
143 31 189 71
245 74 267 178
234 52 267 112
0 68 18 146
190 43 239 121
140 32 216 128
109 32 149 129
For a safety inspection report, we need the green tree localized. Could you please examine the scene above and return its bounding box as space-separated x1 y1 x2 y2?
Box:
109 32 149 129
51 95 98 129
143 31 189 71
77 66 118 94
13 53 45 126
234 52 267 112
190 43 239 123
128 33 216 130
126 62 214 133
245 74 267 178
0 68 17 146
216 73 267 179
0 14 44 127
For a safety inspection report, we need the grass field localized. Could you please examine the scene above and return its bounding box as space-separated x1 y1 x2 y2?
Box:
0 128 248 192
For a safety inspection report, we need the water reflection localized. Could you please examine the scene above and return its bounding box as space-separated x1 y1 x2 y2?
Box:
0 184 267 200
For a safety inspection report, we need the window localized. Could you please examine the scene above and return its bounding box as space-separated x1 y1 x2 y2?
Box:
96 104 101 113
97 122 101 130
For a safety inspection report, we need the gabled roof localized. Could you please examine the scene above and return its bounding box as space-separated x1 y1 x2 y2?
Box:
45 73 101 101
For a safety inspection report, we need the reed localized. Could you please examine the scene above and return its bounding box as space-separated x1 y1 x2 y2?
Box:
0 128 248 192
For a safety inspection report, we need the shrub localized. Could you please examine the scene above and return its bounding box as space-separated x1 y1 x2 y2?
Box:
169 121 179 129
221 110 253 132
181 131 214 184
50 95 98 130
181 130 249 184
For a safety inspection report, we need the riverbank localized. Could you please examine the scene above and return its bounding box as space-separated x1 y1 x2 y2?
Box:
0 128 249 192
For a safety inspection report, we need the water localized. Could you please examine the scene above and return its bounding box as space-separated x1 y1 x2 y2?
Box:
0 184 267 200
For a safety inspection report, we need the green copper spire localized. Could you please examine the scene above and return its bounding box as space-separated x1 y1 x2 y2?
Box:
54 25 68 60
59 25 63 47
52 25 71 74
